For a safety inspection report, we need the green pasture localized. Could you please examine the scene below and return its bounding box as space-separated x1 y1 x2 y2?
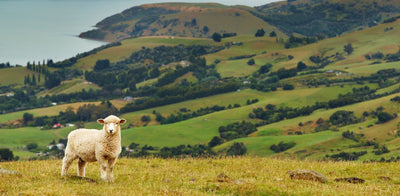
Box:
254 91 400 136
0 101 100 124
0 126 73 149
249 84 373 108
38 79 101 96
249 19 400 76
214 131 341 157
0 67 43 86
121 105 253 147
117 85 374 147
205 35 284 64
2 82 395 160
0 126 74 159
118 84 362 128
119 89 265 125
216 59 260 78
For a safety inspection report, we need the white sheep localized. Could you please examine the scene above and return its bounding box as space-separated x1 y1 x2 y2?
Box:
61 115 126 182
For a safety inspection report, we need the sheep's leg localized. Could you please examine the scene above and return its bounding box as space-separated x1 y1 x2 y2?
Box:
98 158 108 182
107 158 117 182
61 153 77 176
77 158 87 177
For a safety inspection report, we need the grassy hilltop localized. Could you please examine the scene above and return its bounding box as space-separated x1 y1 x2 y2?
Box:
1 157 400 195
79 3 284 42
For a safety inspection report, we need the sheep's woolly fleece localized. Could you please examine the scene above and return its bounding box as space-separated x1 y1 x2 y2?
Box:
61 115 126 182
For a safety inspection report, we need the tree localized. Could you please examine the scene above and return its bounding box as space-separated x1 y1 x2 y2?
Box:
208 136 223 147
141 115 151 122
258 63 272 74
344 43 354 55
297 61 307 70
129 142 140 150
212 32 222 42
155 113 165 122
202 26 209 34
283 84 294 90
44 74 61 89
26 143 38 151
329 110 357 126
226 142 247 156
129 80 137 91
31 74 37 86
94 59 110 71
191 18 197 26
23 112 34 125
247 59 255 65
149 68 160 78
270 141 296 153
0 148 14 161
60 107 76 123
255 28 265 37
377 112 395 123
25 75 31 85
269 31 277 37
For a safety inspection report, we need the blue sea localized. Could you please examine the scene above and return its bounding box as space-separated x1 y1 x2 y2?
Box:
0 0 280 65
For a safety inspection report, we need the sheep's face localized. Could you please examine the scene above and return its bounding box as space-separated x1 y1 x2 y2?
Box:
97 115 126 135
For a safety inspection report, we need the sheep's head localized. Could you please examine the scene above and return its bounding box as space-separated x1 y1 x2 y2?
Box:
97 115 126 135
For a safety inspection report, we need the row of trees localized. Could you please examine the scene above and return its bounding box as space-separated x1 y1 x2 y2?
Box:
24 101 118 127
284 35 318 48
0 62 11 68
326 144 390 161
120 142 247 158
218 121 257 141
251 61 400 95
119 44 223 66
249 85 399 130
85 50 222 96
26 61 49 75
254 28 277 37
24 74 40 86
120 81 240 113
45 42 122 68
270 141 296 153
363 48 400 63
249 104 314 124
211 32 237 42
316 105 397 133
155 104 239 125
0 89 51 114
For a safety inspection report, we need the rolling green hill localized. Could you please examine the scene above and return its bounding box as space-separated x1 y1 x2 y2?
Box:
78 0 400 43
79 3 284 42
254 0 400 37
3 0 400 163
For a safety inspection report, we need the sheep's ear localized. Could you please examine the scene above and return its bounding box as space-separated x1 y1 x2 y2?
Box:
97 119 105 124
120 119 126 124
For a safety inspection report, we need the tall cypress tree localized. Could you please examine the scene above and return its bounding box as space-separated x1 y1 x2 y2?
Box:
32 74 36 85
